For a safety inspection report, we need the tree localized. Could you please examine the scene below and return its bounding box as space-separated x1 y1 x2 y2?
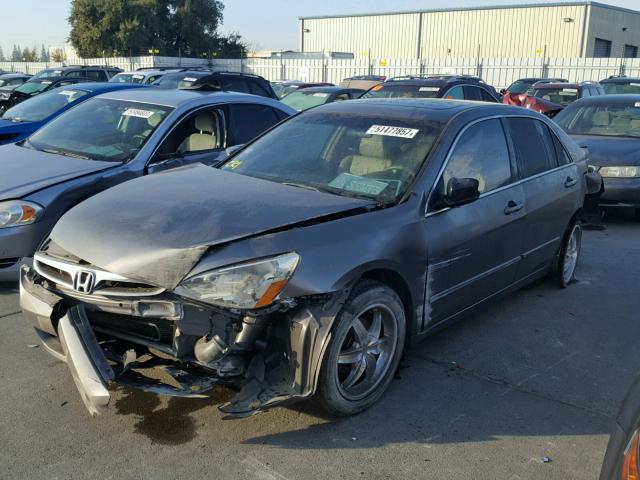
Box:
68 0 245 58
11 45 21 62
51 48 67 62
40 44 49 62
22 47 39 62
0 46 5 62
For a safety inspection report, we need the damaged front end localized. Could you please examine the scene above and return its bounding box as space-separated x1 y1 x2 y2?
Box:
20 251 347 417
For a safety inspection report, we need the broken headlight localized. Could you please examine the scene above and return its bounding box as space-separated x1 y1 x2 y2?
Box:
0 200 43 229
174 252 300 309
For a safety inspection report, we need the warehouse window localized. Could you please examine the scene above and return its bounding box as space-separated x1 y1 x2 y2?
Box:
594 38 612 58
624 44 638 59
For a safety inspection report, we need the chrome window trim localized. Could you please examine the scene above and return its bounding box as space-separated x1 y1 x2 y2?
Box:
425 114 574 218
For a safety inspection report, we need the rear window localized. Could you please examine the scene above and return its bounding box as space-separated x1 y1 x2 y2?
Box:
602 82 640 95
361 83 442 99
507 80 535 94
529 87 579 106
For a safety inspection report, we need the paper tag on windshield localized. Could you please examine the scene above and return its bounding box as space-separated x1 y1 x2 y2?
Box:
562 88 578 93
58 90 77 96
419 87 440 92
313 92 329 97
123 108 155 119
183 77 197 82
42 81 52 85
366 125 419 139
631 83 640 87
635 102 640 108
133 74 145 79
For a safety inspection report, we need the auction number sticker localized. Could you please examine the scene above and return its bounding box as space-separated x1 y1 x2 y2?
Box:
635 102 640 108
562 88 578 93
366 125 419 139
123 108 156 119
58 90 77 96
419 87 440 92
183 77 198 82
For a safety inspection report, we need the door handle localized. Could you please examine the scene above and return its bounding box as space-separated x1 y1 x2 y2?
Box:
504 200 524 215
565 176 578 188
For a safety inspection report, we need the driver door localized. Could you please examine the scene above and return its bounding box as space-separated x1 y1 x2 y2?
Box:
424 118 526 327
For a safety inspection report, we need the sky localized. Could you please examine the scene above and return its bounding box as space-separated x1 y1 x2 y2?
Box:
2 0 640 58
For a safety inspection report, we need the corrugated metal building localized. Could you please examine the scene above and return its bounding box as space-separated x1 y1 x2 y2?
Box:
299 2 640 59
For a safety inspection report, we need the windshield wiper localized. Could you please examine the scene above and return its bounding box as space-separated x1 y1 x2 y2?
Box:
281 182 320 192
41 148 90 160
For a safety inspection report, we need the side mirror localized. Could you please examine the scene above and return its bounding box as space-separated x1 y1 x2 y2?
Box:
445 177 480 207
224 144 245 158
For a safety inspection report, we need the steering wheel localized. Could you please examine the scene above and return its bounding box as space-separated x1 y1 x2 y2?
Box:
131 134 147 149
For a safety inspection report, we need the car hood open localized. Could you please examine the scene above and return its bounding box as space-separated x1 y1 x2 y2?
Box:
0 144 118 200
571 134 640 167
48 165 375 289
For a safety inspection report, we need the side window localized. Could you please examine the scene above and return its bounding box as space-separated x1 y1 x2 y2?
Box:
462 86 482 101
505 118 558 178
479 88 497 102
443 86 464 99
551 133 573 165
581 88 590 98
227 103 282 145
86 70 107 81
222 78 250 94
65 71 81 77
248 81 270 97
56 80 78 87
439 119 512 199
153 108 225 161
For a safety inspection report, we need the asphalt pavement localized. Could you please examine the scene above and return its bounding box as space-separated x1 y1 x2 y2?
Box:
1 211 639 480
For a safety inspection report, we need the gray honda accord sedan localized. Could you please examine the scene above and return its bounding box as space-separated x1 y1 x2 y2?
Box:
20 99 588 417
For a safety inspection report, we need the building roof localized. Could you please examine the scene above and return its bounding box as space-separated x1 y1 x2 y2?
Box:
299 1 640 20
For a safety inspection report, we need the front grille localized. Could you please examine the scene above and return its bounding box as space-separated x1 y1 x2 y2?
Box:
0 257 20 269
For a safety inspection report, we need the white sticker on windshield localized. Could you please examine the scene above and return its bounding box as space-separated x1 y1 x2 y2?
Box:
133 74 145 79
58 90 77 96
562 88 578 93
329 173 389 196
635 102 640 108
366 125 419 139
419 87 440 92
312 92 330 97
123 108 155 119
183 77 197 82
632 83 640 87
42 81 52 85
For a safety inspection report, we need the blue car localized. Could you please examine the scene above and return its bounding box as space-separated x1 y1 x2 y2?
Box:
0 88 294 280
0 83 147 146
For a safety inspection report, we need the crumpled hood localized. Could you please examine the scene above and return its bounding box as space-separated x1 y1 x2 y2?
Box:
0 144 118 200
571 135 640 167
48 165 374 289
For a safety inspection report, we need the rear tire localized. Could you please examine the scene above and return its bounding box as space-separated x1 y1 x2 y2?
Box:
315 280 406 416
554 222 582 288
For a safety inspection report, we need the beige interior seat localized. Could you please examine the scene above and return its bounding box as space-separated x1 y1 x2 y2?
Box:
178 114 218 153
630 118 640 134
339 135 392 176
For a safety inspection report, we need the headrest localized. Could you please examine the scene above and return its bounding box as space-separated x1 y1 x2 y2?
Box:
147 112 163 128
195 113 215 133
592 111 610 127
359 135 386 158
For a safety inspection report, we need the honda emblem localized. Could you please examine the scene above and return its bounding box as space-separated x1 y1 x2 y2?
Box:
73 270 96 294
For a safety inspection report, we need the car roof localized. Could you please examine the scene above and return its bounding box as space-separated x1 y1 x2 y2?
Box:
54 82 147 93
569 94 640 106
381 79 448 87
533 82 581 89
96 88 290 110
316 97 528 121
600 77 640 84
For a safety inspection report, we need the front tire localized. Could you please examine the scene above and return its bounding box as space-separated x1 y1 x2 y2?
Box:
555 222 582 288
315 280 406 416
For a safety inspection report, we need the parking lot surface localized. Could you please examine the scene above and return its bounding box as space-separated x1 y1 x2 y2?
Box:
1 212 638 480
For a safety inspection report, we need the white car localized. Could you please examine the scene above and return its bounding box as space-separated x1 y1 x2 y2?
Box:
109 69 183 85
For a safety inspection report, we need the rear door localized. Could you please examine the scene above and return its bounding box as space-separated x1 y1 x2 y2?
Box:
226 103 287 146
503 117 580 279
425 118 526 325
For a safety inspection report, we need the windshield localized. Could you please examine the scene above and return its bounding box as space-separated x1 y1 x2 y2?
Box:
110 73 146 84
361 84 441 99
31 69 64 80
26 98 173 162
222 110 444 203
602 82 640 94
507 80 535 94
2 88 89 123
272 84 299 98
555 103 640 138
528 87 579 106
14 81 51 95
281 90 332 111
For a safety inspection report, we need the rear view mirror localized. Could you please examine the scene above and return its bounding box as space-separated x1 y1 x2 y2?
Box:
445 177 480 207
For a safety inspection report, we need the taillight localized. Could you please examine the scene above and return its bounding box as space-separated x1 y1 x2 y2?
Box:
620 430 640 480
